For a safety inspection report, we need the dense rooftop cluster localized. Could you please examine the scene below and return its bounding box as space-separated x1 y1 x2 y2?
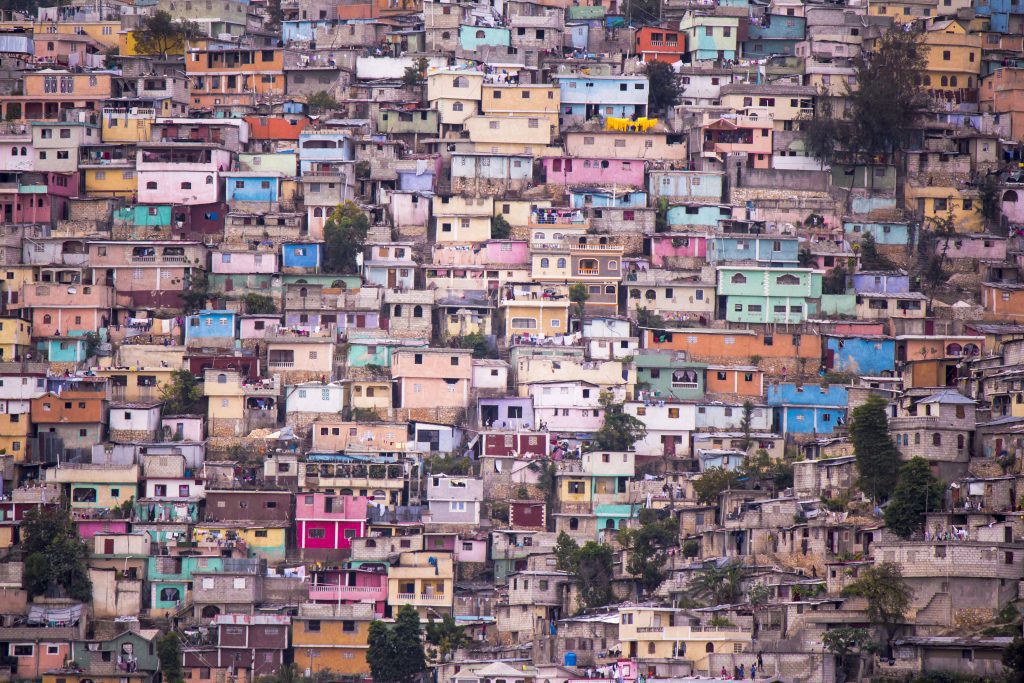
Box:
3 0 1024 681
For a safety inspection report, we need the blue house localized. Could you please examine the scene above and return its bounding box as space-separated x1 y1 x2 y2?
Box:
398 168 435 192
649 170 724 202
843 220 911 247
223 172 283 203
570 189 648 208
42 337 87 363
824 335 896 376
975 0 1010 33
282 242 322 271
478 396 535 429
282 19 334 42
556 75 649 121
298 131 354 174
767 383 848 435
708 235 800 266
458 25 511 51
852 270 910 295
741 14 806 57
185 310 237 345
667 204 731 228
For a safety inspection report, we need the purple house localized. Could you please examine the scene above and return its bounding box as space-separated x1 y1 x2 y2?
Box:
543 157 646 187
478 396 535 429
647 232 709 267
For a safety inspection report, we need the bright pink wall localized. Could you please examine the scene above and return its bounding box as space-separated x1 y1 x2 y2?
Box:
649 234 707 265
543 158 645 186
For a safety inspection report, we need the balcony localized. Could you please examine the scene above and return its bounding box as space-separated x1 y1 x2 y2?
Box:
637 626 664 633
309 583 387 602
396 592 449 604
578 267 600 276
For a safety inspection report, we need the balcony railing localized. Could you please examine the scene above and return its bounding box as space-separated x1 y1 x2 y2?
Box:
578 268 600 275
637 626 664 633
396 593 449 603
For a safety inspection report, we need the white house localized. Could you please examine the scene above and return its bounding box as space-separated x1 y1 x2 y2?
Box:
624 401 697 457
472 359 509 392
285 382 346 415
109 401 162 441
694 402 772 431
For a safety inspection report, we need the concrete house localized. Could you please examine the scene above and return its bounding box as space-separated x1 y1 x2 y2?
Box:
426 474 483 525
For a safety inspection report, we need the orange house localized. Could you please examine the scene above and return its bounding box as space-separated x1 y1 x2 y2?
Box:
981 282 1024 320
245 115 311 140
705 364 764 397
643 328 820 365
636 26 687 63
1 71 114 120
186 48 285 109
31 390 106 425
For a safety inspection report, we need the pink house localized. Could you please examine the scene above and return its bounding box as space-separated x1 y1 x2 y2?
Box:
136 143 231 205
934 234 1007 262
240 315 283 340
543 157 646 186
296 493 368 558
211 250 279 274
648 232 708 267
391 348 473 410
432 240 530 267
308 566 387 615
76 518 130 541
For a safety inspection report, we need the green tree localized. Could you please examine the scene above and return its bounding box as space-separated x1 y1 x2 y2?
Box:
693 467 739 504
849 394 901 502
426 455 472 475
490 214 511 239
804 25 927 161
134 10 203 58
425 613 468 663
978 172 1001 227
179 270 211 312
554 531 580 572
449 333 496 359
569 283 589 331
884 457 943 539
740 449 795 492
625 0 660 25
822 265 848 295
798 247 816 267
402 57 429 89
619 509 678 595
690 561 747 605
160 369 204 415
323 201 370 273
654 197 669 233
367 605 426 683
857 233 894 271
739 400 754 451
822 627 876 683
574 541 615 609
1003 636 1024 683
922 209 957 286
21 506 91 601
841 562 912 655
306 91 340 115
644 61 679 115
243 293 277 315
635 307 665 329
157 633 184 683
592 391 646 451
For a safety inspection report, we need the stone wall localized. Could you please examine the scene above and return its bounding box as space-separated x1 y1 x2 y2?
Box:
110 429 157 444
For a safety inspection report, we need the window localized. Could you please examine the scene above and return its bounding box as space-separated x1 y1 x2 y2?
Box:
308 528 326 539
307 620 321 632
13 645 34 657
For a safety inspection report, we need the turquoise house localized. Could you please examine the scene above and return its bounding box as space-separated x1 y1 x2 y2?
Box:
595 504 636 536
716 266 823 324
459 25 511 50
635 350 706 401
114 204 173 229
666 204 732 228
147 554 224 612
843 220 911 247
42 337 87 363
708 235 800 266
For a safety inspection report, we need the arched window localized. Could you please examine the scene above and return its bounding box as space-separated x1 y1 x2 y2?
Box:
776 274 800 285
441 31 451 39
452 101 464 112
19 147 25 155
915 433 921 445
206 175 214 184
181 181 192 190
946 343 962 356
43 314 52 325
413 305 423 318
299 287 308 297
217 374 227 383
932 433 942 446
608 260 618 270
569 517 579 530
534 232 544 239
950 76 958 87
557 258 566 268
1004 190 1020 204
731 273 747 284
630 289 640 299
453 76 468 87
645 289 657 300
146 181 158 190
705 643 714 653
941 76 949 87
923 75 931 86
540 258 550 268
647 643 656 655
313 207 324 217
475 30 485 38
964 343 980 356
957 434 965 450
9 147 15 156
393 305 402 317
605 285 615 294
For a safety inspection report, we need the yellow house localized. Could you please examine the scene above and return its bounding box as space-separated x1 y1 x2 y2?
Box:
81 163 137 198
387 551 455 617
93 366 176 402
905 183 983 232
619 606 752 674
101 108 155 143
867 0 937 22
291 604 373 676
718 85 815 132
0 408 30 459
46 463 140 513
922 19 982 94
193 523 288 563
426 69 483 127
433 195 494 242
348 380 393 412
497 296 569 337
34 21 121 48
465 114 559 156
495 198 553 228
481 84 561 127
0 317 31 360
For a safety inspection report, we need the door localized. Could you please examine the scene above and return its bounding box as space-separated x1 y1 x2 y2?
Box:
662 435 675 456
387 269 397 288
104 538 115 554
355 315 365 328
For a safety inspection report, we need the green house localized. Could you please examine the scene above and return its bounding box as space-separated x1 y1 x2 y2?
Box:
635 350 707 401
716 266 822 324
